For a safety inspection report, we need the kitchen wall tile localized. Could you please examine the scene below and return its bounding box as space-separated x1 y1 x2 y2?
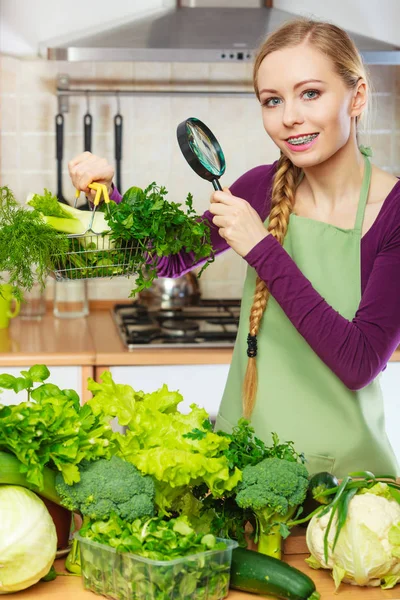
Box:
131 95 172 132
19 93 57 132
92 133 114 160
124 131 172 186
54 61 96 81
392 134 400 172
0 173 21 201
134 62 172 83
87 277 138 300
18 60 58 94
20 133 55 171
171 63 210 83
91 96 114 132
368 65 397 94
0 56 20 93
371 94 395 131
394 96 400 131
200 248 245 287
0 134 19 171
200 278 244 300
0 95 18 133
358 132 392 168
62 98 86 136
209 62 250 83
94 62 134 84
63 133 85 166
19 172 57 203
170 95 211 129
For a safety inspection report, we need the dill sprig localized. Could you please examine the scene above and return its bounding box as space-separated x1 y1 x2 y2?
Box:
0 186 69 301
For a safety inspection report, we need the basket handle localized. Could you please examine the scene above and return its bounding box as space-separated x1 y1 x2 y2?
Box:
75 182 111 207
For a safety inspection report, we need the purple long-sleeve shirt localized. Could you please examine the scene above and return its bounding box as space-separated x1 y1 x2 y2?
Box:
110 163 400 390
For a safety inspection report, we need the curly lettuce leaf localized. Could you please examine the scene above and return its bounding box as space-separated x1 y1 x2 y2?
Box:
87 371 242 511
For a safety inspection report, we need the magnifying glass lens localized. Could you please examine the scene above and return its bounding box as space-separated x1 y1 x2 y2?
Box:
186 122 222 176
177 117 226 189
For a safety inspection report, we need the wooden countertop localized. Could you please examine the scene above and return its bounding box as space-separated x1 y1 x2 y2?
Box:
8 556 400 600
1 308 400 367
0 314 95 366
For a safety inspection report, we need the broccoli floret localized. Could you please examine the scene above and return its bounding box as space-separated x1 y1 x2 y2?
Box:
235 457 309 558
55 455 155 521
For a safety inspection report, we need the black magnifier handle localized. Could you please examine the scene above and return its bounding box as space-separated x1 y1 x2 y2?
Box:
212 179 222 191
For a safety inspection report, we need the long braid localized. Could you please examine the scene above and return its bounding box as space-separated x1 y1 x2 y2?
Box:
242 154 302 418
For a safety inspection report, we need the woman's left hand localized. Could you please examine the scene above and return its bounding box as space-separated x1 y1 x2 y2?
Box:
209 188 269 257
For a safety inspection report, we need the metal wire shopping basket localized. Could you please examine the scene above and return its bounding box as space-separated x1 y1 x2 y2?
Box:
51 182 147 282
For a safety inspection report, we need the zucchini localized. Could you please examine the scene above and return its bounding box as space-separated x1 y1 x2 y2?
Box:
0 450 61 505
230 547 320 600
300 471 339 525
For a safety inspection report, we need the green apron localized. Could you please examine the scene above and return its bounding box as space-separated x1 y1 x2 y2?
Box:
215 153 399 478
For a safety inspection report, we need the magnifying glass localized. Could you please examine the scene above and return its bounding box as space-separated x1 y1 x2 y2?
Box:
177 117 226 191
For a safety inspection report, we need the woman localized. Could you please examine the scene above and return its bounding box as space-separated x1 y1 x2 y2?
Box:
69 18 400 477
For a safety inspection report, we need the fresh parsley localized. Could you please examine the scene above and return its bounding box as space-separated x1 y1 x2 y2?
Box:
105 182 214 296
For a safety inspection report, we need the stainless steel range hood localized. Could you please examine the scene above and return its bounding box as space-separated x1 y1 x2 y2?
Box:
44 0 400 65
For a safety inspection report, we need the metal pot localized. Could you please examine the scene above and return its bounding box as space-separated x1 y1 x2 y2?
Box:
138 272 201 310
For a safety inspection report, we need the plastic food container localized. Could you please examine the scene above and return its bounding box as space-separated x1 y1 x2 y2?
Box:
76 534 238 600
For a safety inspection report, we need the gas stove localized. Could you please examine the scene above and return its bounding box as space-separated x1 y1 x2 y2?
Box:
112 299 241 349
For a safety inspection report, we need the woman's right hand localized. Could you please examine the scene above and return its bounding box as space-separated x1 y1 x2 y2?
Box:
68 152 115 199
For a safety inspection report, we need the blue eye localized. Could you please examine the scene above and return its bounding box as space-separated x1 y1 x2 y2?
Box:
261 89 320 108
303 90 320 100
263 97 282 107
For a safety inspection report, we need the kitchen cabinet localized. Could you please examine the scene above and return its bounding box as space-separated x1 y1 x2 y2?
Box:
379 363 400 465
108 364 230 418
0 366 84 405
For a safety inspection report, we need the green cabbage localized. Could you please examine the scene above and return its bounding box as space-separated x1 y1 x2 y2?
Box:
0 485 57 593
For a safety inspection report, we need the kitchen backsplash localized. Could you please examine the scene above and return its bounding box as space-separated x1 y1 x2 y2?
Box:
0 56 399 300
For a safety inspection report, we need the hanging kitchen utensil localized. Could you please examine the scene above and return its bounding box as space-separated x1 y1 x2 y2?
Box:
80 93 92 210
84 94 92 153
114 94 123 192
55 113 69 204
177 117 226 190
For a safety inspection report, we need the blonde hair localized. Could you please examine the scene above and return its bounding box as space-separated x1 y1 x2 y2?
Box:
242 18 372 419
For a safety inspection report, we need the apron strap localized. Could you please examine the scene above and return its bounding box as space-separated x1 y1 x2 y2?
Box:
354 154 372 233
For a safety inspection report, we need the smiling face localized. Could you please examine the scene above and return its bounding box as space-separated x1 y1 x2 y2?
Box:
257 43 363 167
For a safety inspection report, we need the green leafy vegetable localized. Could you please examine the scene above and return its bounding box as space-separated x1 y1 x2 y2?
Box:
77 515 232 599
28 189 110 235
55 455 155 521
105 182 214 296
235 457 309 558
0 365 112 488
27 189 75 219
86 372 241 514
0 186 68 300
190 420 306 547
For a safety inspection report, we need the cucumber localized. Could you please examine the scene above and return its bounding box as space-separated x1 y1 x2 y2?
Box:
230 547 319 600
